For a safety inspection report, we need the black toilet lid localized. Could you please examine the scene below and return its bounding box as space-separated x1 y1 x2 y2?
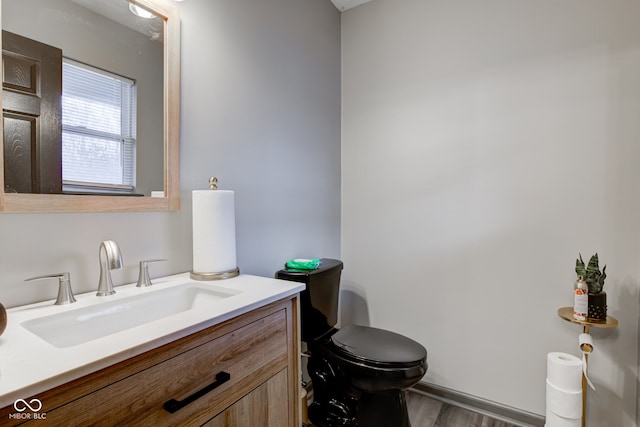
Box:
330 324 427 367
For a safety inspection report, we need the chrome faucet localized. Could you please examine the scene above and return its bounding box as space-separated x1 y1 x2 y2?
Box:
97 240 123 296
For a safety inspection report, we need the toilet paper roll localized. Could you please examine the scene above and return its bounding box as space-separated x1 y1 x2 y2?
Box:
192 189 237 275
546 378 582 419
579 333 596 390
547 352 582 392
578 333 593 353
545 410 581 427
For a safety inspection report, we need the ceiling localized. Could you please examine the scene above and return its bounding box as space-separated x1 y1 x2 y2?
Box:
331 0 373 12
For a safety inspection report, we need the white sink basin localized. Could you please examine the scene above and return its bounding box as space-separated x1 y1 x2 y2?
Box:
21 283 240 348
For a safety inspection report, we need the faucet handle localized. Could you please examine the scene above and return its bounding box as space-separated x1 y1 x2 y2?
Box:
136 259 167 287
25 272 77 305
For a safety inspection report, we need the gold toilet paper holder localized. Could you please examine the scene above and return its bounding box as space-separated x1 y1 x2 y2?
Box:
557 307 618 427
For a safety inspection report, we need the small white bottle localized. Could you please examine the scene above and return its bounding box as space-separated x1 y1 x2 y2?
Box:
573 276 588 321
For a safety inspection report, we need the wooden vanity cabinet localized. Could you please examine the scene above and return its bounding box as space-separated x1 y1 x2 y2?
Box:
0 296 300 426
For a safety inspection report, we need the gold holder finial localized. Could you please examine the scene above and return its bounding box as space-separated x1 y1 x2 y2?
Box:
209 177 218 190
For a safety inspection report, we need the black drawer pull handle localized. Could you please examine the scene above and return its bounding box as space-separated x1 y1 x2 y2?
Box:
163 371 231 414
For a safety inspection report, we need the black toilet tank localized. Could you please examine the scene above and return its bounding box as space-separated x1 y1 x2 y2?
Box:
276 258 343 342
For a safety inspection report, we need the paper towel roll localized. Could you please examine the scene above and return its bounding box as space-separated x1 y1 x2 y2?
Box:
546 379 582 419
547 352 582 392
192 189 237 275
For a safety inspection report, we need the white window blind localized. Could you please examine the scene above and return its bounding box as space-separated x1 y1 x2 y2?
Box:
62 59 137 192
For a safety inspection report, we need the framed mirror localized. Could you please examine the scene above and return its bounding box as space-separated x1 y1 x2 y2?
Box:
0 0 180 212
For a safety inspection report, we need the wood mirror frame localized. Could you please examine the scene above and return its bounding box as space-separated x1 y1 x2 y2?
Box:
0 0 180 212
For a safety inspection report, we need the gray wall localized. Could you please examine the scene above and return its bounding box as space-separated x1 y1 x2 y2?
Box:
0 0 341 307
341 0 640 425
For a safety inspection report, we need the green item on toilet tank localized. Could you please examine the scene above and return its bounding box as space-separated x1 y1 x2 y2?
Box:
285 258 321 271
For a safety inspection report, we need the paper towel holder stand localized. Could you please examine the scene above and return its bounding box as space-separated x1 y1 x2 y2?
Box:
557 307 618 427
190 177 240 281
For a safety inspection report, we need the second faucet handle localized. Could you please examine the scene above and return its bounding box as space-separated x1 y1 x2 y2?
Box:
25 272 77 305
136 259 167 287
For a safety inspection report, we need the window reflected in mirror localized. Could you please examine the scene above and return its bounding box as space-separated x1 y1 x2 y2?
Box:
62 59 138 195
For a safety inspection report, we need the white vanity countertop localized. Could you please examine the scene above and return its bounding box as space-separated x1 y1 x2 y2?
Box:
0 272 304 409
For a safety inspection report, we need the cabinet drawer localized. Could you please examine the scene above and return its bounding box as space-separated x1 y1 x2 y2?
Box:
28 309 288 426
203 369 289 427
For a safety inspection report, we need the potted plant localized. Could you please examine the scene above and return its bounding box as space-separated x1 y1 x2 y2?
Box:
575 253 607 322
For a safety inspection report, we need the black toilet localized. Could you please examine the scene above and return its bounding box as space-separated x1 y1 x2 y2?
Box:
276 259 427 427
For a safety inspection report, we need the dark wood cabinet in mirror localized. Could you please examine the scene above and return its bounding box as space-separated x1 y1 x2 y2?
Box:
0 0 180 212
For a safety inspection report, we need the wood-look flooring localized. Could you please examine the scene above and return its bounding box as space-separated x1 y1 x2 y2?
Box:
406 390 522 427
304 390 525 427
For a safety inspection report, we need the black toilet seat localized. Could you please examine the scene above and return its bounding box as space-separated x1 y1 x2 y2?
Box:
330 324 427 369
